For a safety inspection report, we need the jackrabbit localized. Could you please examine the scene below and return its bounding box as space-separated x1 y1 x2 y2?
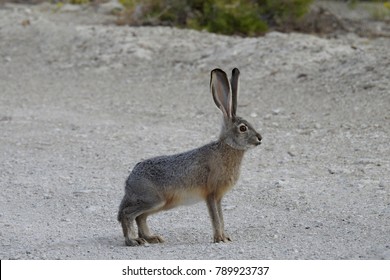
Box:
117 68 262 246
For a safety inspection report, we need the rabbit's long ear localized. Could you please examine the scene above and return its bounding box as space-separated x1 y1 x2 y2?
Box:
210 69 232 119
230 68 240 117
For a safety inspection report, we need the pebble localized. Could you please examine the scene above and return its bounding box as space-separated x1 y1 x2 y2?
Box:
314 123 321 129
272 108 284 115
379 181 388 188
84 205 100 213
287 151 296 157
274 180 285 188
73 189 95 196
224 205 237 211
287 145 297 157
328 167 343 175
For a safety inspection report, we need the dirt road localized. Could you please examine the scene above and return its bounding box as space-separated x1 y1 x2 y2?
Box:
0 2 389 259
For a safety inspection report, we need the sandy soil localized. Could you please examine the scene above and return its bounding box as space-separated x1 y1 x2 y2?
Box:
0 2 389 259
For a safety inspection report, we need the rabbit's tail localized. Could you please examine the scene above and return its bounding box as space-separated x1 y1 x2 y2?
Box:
117 196 127 222
117 210 123 223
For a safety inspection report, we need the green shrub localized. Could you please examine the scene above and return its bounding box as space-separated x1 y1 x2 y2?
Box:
119 0 186 26
188 0 268 36
258 0 313 26
54 0 91 4
69 0 90 4
118 0 313 36
348 0 390 21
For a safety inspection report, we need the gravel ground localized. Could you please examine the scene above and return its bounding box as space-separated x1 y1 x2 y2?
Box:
0 2 389 260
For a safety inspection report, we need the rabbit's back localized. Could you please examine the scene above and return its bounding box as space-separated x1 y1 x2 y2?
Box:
127 142 216 191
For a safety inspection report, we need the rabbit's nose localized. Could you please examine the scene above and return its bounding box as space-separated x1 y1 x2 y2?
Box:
255 133 262 145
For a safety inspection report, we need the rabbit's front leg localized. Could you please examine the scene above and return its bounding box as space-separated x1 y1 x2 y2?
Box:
206 194 231 243
217 198 231 241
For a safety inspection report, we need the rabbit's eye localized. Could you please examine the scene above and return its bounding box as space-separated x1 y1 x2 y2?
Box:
239 124 247 133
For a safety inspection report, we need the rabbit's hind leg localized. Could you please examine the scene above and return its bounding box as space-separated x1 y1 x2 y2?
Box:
120 196 165 246
120 206 147 246
136 213 164 244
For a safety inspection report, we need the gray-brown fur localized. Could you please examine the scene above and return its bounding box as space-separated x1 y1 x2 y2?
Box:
117 68 262 246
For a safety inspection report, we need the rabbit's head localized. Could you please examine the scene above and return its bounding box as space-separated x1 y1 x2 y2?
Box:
211 68 262 150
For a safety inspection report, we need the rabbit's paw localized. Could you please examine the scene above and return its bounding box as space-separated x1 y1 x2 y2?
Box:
214 234 231 243
125 237 147 246
144 235 164 244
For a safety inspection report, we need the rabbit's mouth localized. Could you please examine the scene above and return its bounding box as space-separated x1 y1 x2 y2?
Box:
253 133 262 146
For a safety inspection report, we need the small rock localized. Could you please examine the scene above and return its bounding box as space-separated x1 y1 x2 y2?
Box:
272 108 283 115
85 205 99 213
274 180 285 188
287 146 297 157
287 151 295 157
73 189 94 196
328 168 338 175
224 205 236 211
250 112 258 118
314 221 323 228
21 19 30 27
297 73 308 79
362 84 375 90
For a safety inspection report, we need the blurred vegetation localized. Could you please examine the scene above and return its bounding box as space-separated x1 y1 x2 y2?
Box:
69 0 90 4
117 0 314 36
4 1 388 34
369 1 390 20
348 0 390 21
